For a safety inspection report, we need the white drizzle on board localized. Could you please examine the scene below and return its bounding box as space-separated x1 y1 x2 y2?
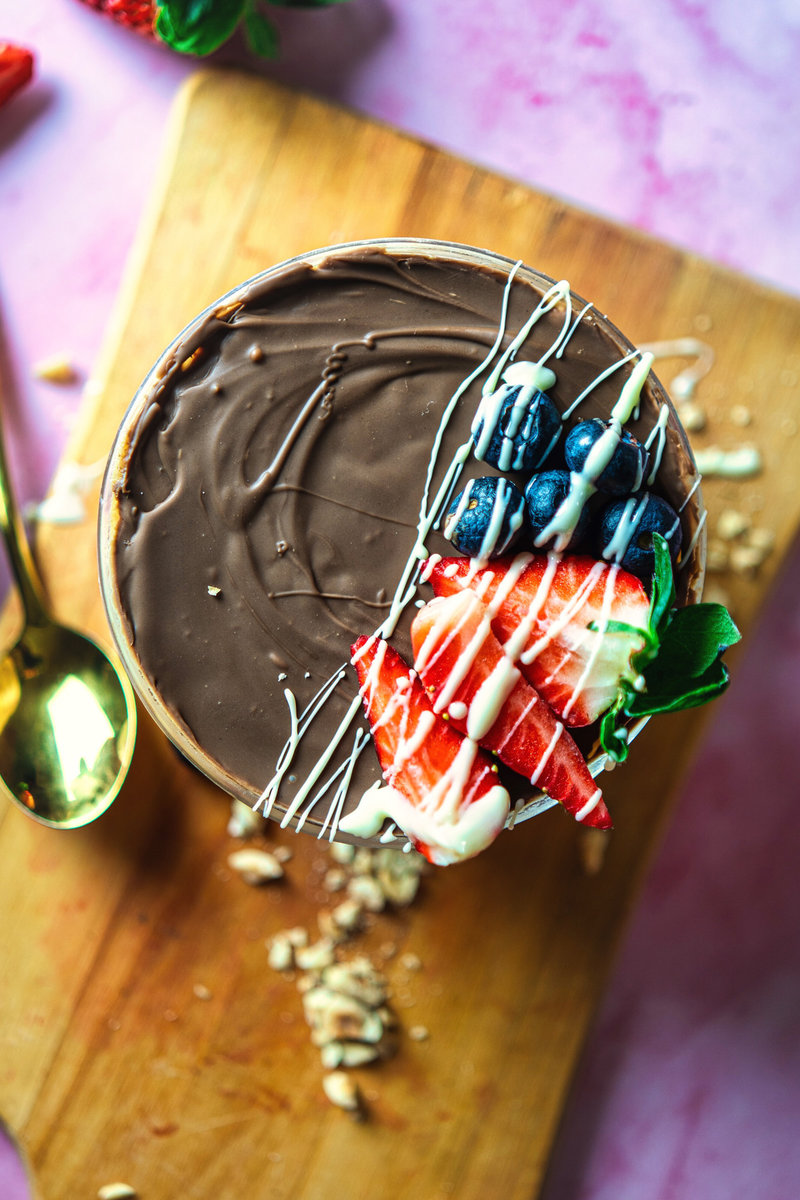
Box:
252 267 701 859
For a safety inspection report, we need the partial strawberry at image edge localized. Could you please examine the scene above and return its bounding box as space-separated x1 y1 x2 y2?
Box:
0 43 34 108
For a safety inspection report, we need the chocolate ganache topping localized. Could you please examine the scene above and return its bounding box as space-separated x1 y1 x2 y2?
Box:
102 240 704 845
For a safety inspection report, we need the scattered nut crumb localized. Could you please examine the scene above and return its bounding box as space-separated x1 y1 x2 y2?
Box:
399 952 422 972
346 874 385 913
267 935 296 972
717 509 750 540
193 983 212 1001
33 354 79 384
676 400 706 431
228 847 284 884
730 404 752 427
97 1186 138 1200
323 867 347 892
273 845 293 864
693 444 761 478
295 938 337 971
730 543 770 573
163 1009 179 1022
706 539 730 573
207 585 221 597
409 1025 430 1042
747 527 775 553
329 842 356 865
227 799 263 838
322 1070 362 1113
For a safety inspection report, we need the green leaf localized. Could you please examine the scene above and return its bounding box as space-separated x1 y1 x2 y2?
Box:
244 7 280 56
600 698 631 763
645 603 740 687
156 0 247 56
267 1 350 8
626 657 731 715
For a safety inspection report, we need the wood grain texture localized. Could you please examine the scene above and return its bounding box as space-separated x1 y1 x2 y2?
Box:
2 69 799 1200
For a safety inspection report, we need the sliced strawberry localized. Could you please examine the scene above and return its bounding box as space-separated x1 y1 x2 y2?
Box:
342 635 510 866
0 44 34 108
411 591 611 829
423 552 650 727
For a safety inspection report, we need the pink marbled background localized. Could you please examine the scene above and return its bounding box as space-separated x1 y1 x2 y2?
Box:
1 2 799 1198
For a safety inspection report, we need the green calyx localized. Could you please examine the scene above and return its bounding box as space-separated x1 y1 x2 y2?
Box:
597 534 741 763
155 0 349 59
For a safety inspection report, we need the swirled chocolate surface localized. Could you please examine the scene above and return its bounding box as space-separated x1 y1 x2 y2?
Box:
106 243 703 841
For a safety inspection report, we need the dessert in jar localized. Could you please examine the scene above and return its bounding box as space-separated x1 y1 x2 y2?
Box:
99 239 736 865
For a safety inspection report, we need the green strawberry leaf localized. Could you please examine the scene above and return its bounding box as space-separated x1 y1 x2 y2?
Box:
244 7 280 56
155 0 349 57
598 534 741 759
267 1 350 7
156 0 246 55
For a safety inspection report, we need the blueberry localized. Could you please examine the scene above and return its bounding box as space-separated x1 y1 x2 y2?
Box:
444 476 526 559
597 491 683 580
472 383 561 473
524 469 592 553
564 418 648 496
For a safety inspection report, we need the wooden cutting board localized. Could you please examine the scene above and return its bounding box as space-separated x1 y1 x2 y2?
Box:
2 69 799 1200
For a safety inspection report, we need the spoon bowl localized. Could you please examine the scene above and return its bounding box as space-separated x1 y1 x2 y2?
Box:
0 388 136 828
0 619 136 828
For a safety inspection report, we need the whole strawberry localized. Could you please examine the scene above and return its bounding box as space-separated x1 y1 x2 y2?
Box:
78 0 157 37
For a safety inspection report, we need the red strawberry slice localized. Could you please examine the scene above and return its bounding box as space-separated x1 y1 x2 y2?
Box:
423 553 649 727
411 590 611 829
343 635 510 866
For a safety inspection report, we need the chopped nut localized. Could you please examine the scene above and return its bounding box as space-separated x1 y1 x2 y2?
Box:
207 585 221 597
97 1187 138 1200
322 1070 361 1112
374 847 425 906
347 874 385 913
323 867 347 892
706 539 730 573
717 509 750 541
322 1040 382 1068
676 400 706 431
267 935 295 972
273 844 293 864
730 404 752 427
399 952 423 973
350 848 375 876
303 986 384 1045
227 799 263 838
693 444 761 478
192 983 212 1001
331 898 365 934
33 354 79 384
748 526 775 552
295 938 337 971
321 958 388 1008
285 926 309 948
228 847 284 884
409 1025 430 1042
730 543 770 573
329 842 356 865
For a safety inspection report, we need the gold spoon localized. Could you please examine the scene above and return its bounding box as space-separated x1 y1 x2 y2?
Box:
0 410 136 828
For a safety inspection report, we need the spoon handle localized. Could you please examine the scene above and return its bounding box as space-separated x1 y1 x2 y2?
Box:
0 407 50 628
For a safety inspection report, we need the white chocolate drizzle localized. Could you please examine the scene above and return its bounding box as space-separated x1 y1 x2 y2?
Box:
254 269 695 860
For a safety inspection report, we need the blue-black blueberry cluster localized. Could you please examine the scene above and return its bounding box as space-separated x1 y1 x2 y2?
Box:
444 381 684 582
